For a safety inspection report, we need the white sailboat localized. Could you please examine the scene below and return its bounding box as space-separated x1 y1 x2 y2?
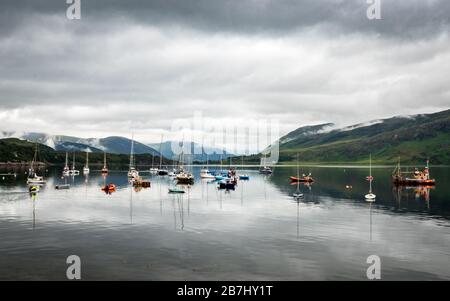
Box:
365 154 376 201
27 143 46 185
259 153 273 174
83 152 90 175
149 151 158 174
200 154 215 179
69 153 80 175
293 154 304 199
101 152 108 174
128 134 139 179
63 152 70 176
157 135 168 175
176 141 194 184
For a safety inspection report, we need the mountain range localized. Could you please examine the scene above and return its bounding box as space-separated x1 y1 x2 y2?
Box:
148 141 234 162
1 109 449 165
275 109 450 164
0 132 160 156
0 138 172 167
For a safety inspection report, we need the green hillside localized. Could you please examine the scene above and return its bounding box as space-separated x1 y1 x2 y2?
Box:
0 138 173 167
278 109 450 165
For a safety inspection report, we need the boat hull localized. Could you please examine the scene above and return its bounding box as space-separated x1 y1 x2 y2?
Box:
392 176 436 186
290 176 314 183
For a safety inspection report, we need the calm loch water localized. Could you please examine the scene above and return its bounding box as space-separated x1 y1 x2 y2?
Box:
0 166 449 280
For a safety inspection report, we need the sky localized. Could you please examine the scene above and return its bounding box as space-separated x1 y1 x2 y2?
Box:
0 0 449 147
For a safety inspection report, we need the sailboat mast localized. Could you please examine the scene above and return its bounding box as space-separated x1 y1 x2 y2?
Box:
103 152 107 168
369 154 372 194
29 143 37 176
159 135 163 169
129 134 134 169
296 153 300 192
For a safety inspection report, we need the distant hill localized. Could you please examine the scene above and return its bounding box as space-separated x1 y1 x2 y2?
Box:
0 132 160 155
148 141 235 162
276 109 450 164
0 138 173 167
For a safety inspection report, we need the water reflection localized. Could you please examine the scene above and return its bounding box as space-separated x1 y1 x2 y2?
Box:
0 166 449 280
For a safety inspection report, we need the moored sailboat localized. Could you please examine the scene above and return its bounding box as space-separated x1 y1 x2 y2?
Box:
63 152 70 176
128 134 139 179
259 153 273 174
83 152 90 175
157 135 168 175
101 152 109 174
200 154 215 179
69 153 80 175
27 143 46 185
176 141 194 184
365 154 376 201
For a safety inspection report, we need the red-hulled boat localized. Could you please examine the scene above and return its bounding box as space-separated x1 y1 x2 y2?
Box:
290 175 314 183
392 159 436 186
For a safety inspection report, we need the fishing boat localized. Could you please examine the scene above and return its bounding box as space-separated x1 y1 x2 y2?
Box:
83 152 90 175
293 154 304 199
27 143 46 185
128 134 139 179
392 159 436 186
63 152 70 176
365 154 376 201
69 153 80 175
101 152 108 174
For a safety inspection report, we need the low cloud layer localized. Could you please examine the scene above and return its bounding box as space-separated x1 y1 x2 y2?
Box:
0 0 449 144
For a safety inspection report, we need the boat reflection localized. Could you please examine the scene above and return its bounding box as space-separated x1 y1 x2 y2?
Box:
393 185 434 209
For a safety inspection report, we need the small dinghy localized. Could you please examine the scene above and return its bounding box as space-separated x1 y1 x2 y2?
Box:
29 185 40 194
55 184 70 190
218 179 236 190
293 192 304 199
290 175 314 183
169 187 185 194
102 183 117 194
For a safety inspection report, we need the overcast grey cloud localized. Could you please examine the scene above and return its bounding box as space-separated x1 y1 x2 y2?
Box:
0 0 449 144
